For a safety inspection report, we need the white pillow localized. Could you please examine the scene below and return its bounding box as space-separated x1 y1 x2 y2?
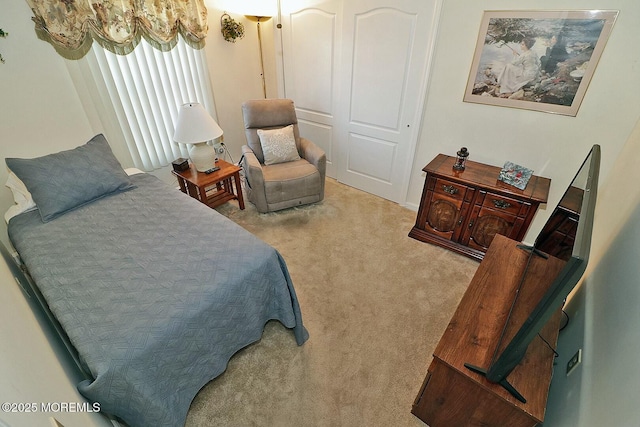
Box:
4 171 38 223
257 125 301 165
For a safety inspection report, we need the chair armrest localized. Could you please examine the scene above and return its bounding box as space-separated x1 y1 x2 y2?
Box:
241 145 265 187
241 145 268 211
300 137 326 178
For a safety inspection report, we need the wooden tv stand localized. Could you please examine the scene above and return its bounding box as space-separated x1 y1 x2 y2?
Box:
411 234 565 427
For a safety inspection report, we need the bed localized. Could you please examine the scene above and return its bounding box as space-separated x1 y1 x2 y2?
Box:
5 135 309 426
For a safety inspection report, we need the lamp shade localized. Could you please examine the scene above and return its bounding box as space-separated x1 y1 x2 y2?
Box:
237 0 276 18
173 102 223 144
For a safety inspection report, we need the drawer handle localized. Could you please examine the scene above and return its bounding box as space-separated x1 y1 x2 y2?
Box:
442 185 459 195
493 199 512 209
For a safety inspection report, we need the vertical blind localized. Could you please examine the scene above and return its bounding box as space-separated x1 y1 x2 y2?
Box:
90 37 218 171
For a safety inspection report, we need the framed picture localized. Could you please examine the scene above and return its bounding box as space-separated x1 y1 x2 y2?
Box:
463 10 618 116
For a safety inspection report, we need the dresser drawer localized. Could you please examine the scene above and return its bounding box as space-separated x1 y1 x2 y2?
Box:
481 193 525 216
433 178 470 201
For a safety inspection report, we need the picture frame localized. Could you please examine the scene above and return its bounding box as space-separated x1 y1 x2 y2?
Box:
463 10 618 116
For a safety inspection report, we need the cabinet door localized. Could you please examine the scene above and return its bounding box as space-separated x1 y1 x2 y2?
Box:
462 205 522 252
418 178 472 241
422 192 470 242
461 189 529 253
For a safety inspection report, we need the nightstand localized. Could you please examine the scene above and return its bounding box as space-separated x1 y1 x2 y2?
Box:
172 159 245 210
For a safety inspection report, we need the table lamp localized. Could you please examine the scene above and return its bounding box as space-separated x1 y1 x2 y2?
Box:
173 102 224 172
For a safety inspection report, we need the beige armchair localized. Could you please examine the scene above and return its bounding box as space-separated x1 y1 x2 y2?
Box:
240 99 326 213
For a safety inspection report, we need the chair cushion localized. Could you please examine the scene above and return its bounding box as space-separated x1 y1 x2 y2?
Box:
262 159 321 205
257 125 301 165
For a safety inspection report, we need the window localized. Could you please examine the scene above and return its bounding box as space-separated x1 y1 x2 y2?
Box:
82 38 218 171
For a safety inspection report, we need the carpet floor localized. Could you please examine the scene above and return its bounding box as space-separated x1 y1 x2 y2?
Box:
185 178 479 427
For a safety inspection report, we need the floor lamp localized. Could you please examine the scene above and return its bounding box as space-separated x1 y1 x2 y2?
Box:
245 15 272 98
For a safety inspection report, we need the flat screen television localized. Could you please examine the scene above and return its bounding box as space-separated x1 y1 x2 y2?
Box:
465 144 601 403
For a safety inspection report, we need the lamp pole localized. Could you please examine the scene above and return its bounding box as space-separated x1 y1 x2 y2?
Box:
246 16 271 98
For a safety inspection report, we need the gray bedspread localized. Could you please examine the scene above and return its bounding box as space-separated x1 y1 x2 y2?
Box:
8 172 308 427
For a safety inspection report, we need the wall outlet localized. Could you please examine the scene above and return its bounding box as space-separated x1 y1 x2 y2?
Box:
566 348 582 376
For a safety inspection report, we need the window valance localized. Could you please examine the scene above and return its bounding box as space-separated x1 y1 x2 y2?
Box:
26 0 209 60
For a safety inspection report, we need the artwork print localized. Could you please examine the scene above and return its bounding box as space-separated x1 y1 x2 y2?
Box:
463 10 618 116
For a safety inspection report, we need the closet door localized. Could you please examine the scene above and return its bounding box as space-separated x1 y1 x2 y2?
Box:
279 0 343 179
337 0 437 202
279 0 438 202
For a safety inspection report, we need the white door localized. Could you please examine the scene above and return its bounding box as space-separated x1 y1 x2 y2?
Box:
278 0 438 202
278 0 343 179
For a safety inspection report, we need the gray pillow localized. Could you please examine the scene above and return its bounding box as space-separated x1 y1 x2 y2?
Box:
6 134 135 222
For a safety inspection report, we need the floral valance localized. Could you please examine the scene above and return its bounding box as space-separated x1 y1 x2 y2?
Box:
26 0 209 60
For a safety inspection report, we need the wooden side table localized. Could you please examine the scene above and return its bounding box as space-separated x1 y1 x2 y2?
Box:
172 159 245 210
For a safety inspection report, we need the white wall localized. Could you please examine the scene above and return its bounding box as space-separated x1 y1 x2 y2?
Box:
203 2 279 163
407 0 640 245
2 0 640 425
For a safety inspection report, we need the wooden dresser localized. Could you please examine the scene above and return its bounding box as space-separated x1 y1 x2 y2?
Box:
409 154 551 260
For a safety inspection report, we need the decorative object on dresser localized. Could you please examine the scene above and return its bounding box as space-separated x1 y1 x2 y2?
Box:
498 161 534 190
173 102 224 172
453 147 469 171
409 154 550 261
